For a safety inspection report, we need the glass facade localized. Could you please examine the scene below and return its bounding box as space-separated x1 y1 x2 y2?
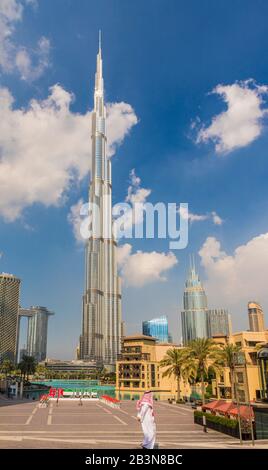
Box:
142 316 169 343
207 309 230 337
19 306 54 362
80 38 122 365
0 273 20 362
181 260 209 344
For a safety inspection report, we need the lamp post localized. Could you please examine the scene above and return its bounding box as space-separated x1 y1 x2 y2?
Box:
234 372 243 445
234 352 255 446
243 360 255 446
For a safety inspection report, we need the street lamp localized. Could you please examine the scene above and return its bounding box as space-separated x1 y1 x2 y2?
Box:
234 352 255 446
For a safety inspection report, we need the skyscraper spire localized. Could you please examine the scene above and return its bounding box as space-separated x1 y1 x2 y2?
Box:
79 35 122 366
99 29 102 54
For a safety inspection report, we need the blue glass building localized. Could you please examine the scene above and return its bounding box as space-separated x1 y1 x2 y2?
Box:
142 316 169 343
181 257 209 344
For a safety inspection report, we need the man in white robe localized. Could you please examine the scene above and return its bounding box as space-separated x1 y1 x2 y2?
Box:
136 391 156 449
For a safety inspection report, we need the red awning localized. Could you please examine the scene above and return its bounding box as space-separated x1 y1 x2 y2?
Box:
229 405 254 420
215 402 237 415
202 400 225 411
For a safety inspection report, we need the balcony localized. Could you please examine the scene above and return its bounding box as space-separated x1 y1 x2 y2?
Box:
117 353 151 361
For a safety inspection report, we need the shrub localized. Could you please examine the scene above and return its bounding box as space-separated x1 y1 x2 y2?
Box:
194 410 238 430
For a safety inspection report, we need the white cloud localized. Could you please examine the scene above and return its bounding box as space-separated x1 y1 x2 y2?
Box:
0 0 50 81
179 206 223 225
197 80 268 154
199 233 268 320
106 104 138 157
114 169 151 236
211 211 223 226
67 198 85 244
15 36 50 82
117 243 178 287
117 242 132 267
126 168 151 205
0 85 138 221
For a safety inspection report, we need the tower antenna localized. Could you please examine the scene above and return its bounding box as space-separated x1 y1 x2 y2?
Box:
99 30 102 53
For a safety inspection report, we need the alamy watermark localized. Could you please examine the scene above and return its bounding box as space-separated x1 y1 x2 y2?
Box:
79 199 189 250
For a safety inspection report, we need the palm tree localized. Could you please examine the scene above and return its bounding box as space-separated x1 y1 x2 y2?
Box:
160 348 193 402
18 355 37 382
0 359 13 379
187 338 223 405
35 364 46 379
217 343 242 400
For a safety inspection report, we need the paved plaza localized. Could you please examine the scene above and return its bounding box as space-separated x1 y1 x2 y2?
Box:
0 398 265 449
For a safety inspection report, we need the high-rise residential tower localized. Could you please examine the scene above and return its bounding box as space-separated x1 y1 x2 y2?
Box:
248 301 265 332
0 273 21 362
143 316 170 343
207 308 231 337
19 306 54 362
79 35 122 366
181 257 209 344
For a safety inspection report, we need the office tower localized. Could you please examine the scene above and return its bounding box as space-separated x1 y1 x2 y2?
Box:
207 309 230 337
143 316 169 343
79 34 122 366
248 301 265 332
19 347 27 362
0 273 21 362
181 257 209 344
168 333 173 343
19 306 54 362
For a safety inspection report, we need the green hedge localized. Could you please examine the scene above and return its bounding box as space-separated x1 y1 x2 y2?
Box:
194 410 239 430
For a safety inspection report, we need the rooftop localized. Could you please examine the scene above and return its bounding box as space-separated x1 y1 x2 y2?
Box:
124 334 157 342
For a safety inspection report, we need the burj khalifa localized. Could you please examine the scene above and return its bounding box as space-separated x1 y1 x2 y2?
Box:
79 34 122 366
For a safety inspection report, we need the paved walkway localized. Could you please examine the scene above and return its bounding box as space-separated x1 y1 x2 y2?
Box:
0 399 265 449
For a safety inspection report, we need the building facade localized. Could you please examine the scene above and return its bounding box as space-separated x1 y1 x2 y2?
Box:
19 306 54 362
0 273 21 362
248 301 265 332
79 36 122 366
116 335 192 400
42 359 99 375
207 309 231 337
142 316 169 343
181 259 209 344
212 330 268 402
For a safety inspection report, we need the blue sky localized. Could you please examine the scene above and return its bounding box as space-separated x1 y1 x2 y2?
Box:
1 0 268 358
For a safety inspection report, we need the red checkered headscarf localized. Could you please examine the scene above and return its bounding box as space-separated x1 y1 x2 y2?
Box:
136 391 154 411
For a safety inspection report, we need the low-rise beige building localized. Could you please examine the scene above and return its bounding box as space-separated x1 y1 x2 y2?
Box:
116 335 193 400
212 330 268 402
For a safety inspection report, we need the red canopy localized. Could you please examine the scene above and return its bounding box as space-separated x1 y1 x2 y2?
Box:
215 401 237 415
203 400 254 420
202 400 225 411
229 405 254 420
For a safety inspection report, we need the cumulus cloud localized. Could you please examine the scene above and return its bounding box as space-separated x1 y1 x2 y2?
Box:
199 233 268 322
0 85 138 221
179 206 223 225
0 0 50 80
196 80 268 154
117 243 178 287
15 36 50 81
114 169 151 237
126 168 151 205
67 198 85 244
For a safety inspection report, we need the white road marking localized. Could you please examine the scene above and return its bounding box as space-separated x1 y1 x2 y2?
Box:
47 405 53 425
96 404 112 414
113 415 127 425
25 406 38 425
